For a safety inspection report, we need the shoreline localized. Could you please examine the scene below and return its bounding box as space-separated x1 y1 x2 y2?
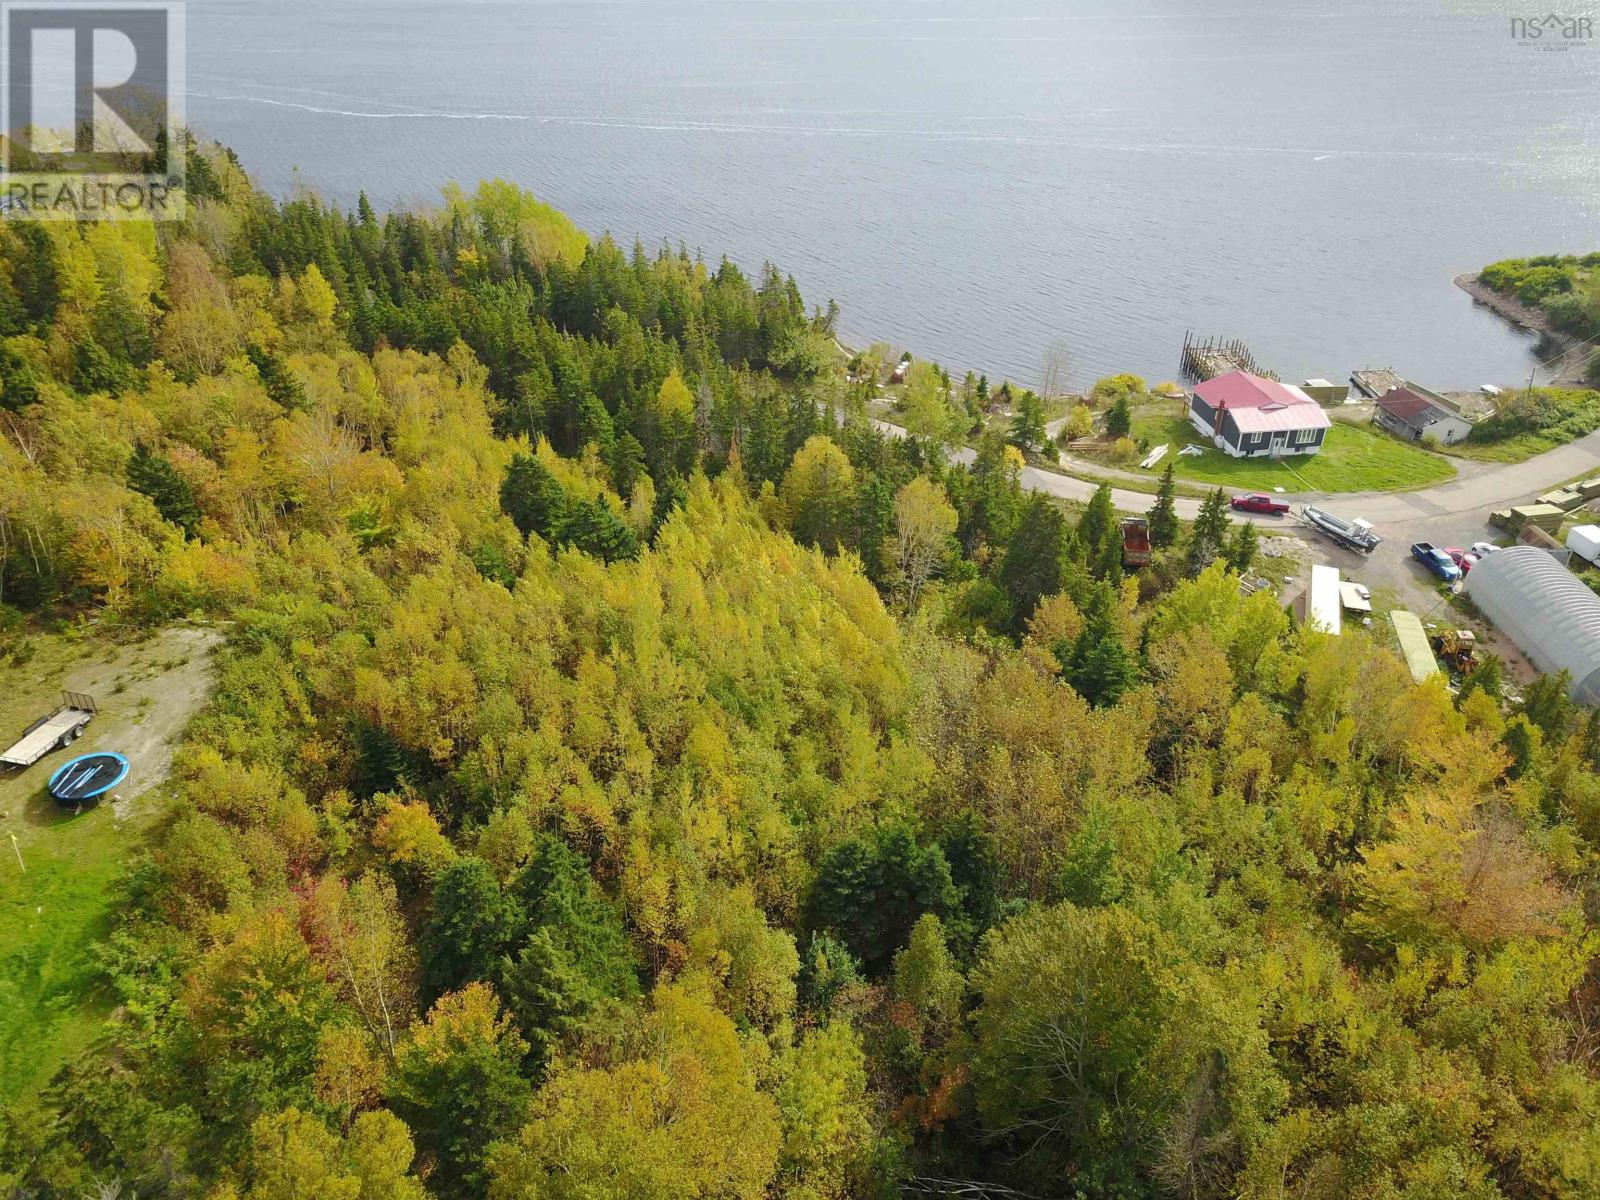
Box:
1453 271 1589 387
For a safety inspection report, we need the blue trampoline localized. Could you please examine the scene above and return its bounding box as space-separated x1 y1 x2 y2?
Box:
47 752 128 804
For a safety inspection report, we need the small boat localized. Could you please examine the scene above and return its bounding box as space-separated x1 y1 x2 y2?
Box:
1302 506 1382 554
47 751 129 805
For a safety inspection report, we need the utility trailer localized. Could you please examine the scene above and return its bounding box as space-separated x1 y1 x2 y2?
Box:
1300 506 1381 555
0 691 97 768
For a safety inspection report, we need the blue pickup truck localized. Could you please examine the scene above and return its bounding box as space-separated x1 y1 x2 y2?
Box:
1410 542 1463 583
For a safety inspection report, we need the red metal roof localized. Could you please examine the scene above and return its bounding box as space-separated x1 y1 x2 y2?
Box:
1229 404 1330 434
1375 386 1447 426
1193 371 1319 412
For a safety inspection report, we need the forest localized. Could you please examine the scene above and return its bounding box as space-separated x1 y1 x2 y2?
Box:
2 141 1600 1199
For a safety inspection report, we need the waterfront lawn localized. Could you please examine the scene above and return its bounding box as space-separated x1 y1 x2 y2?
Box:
1441 387 1600 464
1129 406 1457 493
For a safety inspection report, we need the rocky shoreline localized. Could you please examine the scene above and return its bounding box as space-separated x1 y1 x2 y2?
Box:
1454 271 1589 387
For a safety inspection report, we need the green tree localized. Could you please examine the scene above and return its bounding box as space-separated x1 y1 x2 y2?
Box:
1058 584 1139 708
420 858 524 1003
499 452 568 542
127 443 201 536
500 836 640 1068
854 473 895 585
997 494 1068 633
1518 669 1576 744
1186 488 1232 577
796 932 863 1017
781 434 856 554
246 343 310 412
558 498 640 563
1225 519 1260 574
1077 482 1117 566
971 903 1281 1195
1148 463 1179 548
1105 392 1132 439
391 983 532 1200
808 825 962 974
1009 389 1047 453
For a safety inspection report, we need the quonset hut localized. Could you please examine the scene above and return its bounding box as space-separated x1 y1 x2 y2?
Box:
1464 546 1600 704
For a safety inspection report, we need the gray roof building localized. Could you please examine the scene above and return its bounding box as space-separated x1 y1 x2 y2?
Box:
1464 546 1600 704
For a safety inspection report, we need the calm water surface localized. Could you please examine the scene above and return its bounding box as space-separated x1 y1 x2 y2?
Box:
188 0 1600 389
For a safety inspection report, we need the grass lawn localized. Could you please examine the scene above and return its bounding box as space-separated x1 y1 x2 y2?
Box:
1436 388 1600 464
0 624 218 1105
1127 404 1457 493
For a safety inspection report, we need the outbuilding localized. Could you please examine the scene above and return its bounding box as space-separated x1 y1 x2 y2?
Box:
1373 384 1476 446
1187 371 1331 459
1464 546 1600 704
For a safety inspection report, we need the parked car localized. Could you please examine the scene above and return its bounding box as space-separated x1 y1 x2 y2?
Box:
1444 548 1480 575
1469 541 1499 558
1410 542 1463 583
1230 492 1290 515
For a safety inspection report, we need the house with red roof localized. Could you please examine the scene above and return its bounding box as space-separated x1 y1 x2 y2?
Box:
1187 371 1332 459
1373 383 1476 446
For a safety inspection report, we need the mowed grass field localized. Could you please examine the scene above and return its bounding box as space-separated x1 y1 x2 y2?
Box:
0 624 218 1105
1130 404 1457 494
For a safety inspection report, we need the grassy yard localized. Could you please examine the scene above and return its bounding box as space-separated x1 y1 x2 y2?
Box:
1436 388 1600 464
0 624 218 1105
1126 404 1457 493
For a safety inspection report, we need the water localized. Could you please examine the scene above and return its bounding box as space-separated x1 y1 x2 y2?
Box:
187 0 1600 390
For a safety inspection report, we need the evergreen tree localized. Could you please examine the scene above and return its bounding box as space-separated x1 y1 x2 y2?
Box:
650 474 689 539
1225 519 1260 574
606 431 647 499
419 858 524 1003
1105 392 1132 439
1148 463 1179 548
796 932 863 1017
1185 488 1232 577
500 452 568 542
500 836 640 1070
1458 652 1505 708
10 222 59 326
72 338 133 394
558 498 641 563
960 428 1021 553
0 342 40 411
1077 483 1117 566
807 825 962 975
93 284 153 366
855 472 895 585
997 494 1067 633
127 443 201 536
246 344 309 412
1009 389 1047 453
1058 584 1138 708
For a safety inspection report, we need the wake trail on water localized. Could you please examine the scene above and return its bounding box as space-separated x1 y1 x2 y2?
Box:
189 91 1504 164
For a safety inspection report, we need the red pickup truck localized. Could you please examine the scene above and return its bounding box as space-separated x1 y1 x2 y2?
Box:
1230 492 1290 515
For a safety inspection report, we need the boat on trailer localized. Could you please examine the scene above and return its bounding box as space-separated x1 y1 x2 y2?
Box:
1301 506 1381 555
